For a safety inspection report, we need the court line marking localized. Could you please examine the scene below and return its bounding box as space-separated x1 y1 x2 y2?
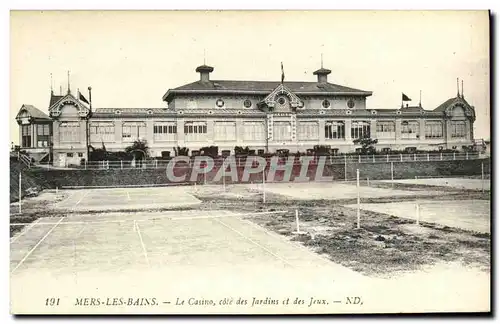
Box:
212 217 294 268
237 217 352 270
10 218 42 244
54 190 78 208
73 190 92 209
9 211 289 226
135 222 150 267
11 217 65 274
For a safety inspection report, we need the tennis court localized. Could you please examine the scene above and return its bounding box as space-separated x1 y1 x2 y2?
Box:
380 178 490 191
345 200 490 233
247 182 445 200
54 186 202 211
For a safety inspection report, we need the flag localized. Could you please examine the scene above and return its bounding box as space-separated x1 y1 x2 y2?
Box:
281 62 285 84
79 92 90 105
402 93 411 101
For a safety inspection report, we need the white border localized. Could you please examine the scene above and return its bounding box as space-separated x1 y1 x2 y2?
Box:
2 1 497 323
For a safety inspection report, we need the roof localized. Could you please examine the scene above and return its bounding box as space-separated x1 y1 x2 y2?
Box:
49 93 64 108
163 80 372 102
433 97 460 112
17 104 51 120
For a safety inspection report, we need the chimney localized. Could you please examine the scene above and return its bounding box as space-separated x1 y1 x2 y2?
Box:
313 67 332 84
196 65 214 82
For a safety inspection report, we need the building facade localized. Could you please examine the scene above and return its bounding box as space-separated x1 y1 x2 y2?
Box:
16 64 477 167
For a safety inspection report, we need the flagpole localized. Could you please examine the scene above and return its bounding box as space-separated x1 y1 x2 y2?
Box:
86 86 93 162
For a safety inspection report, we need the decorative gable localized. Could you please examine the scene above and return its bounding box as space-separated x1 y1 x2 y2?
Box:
444 98 475 121
261 84 302 112
49 94 90 119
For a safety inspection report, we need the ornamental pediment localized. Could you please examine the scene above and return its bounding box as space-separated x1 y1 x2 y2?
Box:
49 94 90 118
261 84 302 112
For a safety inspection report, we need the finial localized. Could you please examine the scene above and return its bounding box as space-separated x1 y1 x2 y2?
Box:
461 79 464 99
456 77 460 97
59 85 62 95
321 53 323 68
67 70 71 94
419 90 422 107
50 73 53 94
203 49 206 65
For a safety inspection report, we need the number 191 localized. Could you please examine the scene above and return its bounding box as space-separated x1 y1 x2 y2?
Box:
45 298 60 306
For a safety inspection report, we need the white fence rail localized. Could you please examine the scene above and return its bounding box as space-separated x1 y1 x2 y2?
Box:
34 152 483 170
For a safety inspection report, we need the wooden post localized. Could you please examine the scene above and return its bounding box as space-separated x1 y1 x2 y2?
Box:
466 152 469 160
121 160 123 169
390 161 394 186
440 152 443 161
427 153 430 161
222 164 226 192
295 209 300 233
18 171 22 214
372 154 375 163
416 202 420 226
481 162 485 193
358 155 361 163
453 152 456 160
400 154 403 162
344 155 347 182
386 154 389 162
262 168 266 204
414 153 416 161
356 169 360 229
367 177 370 186
85 159 87 170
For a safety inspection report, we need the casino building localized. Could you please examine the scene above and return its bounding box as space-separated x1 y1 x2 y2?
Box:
15 64 476 167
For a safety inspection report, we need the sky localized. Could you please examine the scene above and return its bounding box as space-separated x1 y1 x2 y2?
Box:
9 10 490 144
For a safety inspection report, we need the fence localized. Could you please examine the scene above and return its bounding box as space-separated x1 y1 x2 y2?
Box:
35 152 482 170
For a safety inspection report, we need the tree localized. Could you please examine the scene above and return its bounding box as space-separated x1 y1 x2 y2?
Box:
174 146 189 156
234 146 251 156
353 136 378 155
125 139 149 161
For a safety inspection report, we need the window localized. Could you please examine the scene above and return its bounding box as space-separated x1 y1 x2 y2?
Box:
351 121 370 139
184 121 207 142
60 122 80 143
298 121 319 140
401 120 419 140
216 99 225 108
243 122 265 141
78 153 84 157
90 122 115 142
67 153 73 157
273 121 291 141
425 121 443 139
451 121 467 138
214 121 236 141
322 100 331 108
122 122 146 141
21 125 31 147
153 122 177 141
35 124 50 147
243 100 252 108
347 98 356 108
324 121 345 140
376 121 395 139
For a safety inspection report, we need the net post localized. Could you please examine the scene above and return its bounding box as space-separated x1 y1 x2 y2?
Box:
453 152 456 160
295 209 300 233
358 155 361 163
400 154 403 162
356 169 360 229
367 177 370 186
372 154 375 163
262 168 266 204
18 171 22 214
390 161 394 187
415 202 420 226
386 154 389 162
222 163 226 192
481 162 484 193
344 154 347 182
466 152 469 160
427 153 430 161
56 186 58 195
